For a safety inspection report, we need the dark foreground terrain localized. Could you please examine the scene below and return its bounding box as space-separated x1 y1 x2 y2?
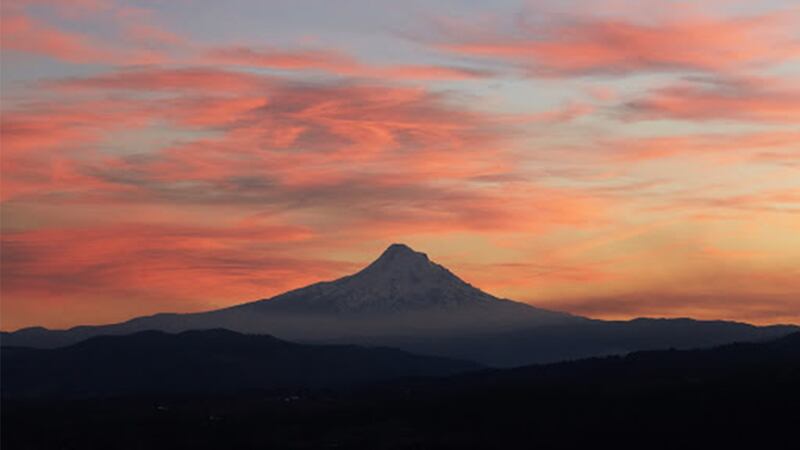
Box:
3 332 799 450
1 329 479 397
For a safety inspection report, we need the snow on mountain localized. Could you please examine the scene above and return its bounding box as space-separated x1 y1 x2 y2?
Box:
227 243 572 327
249 243 504 314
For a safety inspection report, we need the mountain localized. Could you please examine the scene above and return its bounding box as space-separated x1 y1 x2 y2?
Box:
2 244 797 366
240 243 553 314
219 243 577 334
4 333 799 449
1 329 480 398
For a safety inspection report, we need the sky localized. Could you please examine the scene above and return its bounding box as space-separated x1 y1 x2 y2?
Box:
1 0 799 330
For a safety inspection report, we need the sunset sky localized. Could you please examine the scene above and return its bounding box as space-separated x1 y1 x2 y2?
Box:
1 0 799 330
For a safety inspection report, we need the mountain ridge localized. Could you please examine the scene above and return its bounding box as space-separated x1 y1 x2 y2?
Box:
1 328 481 398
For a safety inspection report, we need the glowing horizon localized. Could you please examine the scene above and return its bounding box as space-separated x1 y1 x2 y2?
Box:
2 0 799 330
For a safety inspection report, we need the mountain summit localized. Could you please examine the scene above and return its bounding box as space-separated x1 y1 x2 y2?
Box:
371 243 430 267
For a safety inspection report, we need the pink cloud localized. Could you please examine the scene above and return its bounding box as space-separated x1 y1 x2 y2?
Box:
0 99 156 200
601 131 800 162
1 9 114 63
434 9 800 76
49 67 271 93
1 0 184 65
208 45 493 81
624 77 800 123
0 222 348 329
4 65 607 237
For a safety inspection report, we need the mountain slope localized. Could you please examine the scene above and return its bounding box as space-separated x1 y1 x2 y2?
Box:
1 329 481 398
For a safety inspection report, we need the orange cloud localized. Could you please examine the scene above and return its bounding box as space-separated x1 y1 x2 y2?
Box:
550 291 800 325
664 189 800 216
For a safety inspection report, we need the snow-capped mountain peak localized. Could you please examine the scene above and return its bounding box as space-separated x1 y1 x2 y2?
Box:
255 243 500 314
